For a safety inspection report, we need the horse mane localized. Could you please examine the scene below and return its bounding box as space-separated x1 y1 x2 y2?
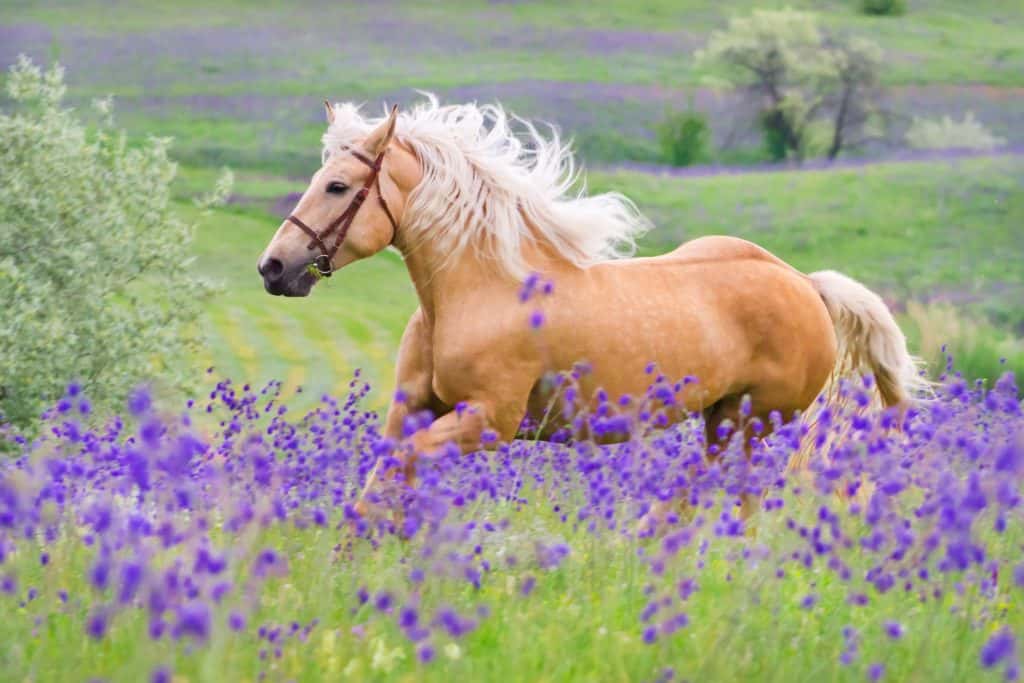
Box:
321 94 651 279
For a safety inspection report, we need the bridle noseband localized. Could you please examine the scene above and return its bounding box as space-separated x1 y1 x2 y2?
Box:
285 148 399 277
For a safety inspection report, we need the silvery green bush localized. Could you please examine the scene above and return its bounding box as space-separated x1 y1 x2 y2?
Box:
905 111 1007 151
697 10 883 162
0 57 228 431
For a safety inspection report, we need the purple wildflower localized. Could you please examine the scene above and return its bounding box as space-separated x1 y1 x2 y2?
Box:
884 621 904 640
86 609 109 640
399 606 419 629
374 591 393 612
982 629 1016 668
1014 563 1024 589
174 601 211 641
228 612 246 632
128 387 152 416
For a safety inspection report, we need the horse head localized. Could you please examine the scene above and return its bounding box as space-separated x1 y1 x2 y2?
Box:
257 103 417 296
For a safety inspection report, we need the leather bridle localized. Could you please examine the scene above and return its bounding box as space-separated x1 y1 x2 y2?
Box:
285 147 399 277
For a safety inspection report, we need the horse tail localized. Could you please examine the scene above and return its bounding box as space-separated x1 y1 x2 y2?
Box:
809 270 929 407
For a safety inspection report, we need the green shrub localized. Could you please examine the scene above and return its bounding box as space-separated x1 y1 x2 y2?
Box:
759 110 791 162
657 109 711 167
904 302 1024 384
860 0 907 16
0 57 230 431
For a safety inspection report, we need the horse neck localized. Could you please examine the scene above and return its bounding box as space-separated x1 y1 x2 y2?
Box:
398 239 503 324
397 231 565 326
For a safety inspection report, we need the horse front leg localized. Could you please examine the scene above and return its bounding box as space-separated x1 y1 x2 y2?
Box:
406 351 536 463
356 397 522 522
355 308 436 516
361 400 489 502
407 392 528 464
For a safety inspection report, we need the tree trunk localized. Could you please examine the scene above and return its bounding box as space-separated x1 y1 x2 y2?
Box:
828 84 854 161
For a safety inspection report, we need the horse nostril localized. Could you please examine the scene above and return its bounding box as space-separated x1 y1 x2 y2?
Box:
260 257 285 283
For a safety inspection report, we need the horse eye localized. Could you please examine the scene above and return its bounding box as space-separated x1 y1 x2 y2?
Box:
326 181 348 195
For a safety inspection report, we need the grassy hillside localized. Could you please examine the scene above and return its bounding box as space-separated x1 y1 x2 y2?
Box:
3 1 1023 174
5 0 1022 88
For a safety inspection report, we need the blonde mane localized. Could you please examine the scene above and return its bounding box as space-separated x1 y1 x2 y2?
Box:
322 95 651 279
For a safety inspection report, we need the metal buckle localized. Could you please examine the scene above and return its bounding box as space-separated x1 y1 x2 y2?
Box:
313 254 333 277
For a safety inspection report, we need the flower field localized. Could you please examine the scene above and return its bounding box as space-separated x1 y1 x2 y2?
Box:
2 361 1022 681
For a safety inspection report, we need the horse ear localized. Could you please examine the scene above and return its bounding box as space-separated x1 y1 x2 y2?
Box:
324 100 335 125
364 105 398 156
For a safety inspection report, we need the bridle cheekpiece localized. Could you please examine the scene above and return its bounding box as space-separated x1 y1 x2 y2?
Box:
285 147 399 278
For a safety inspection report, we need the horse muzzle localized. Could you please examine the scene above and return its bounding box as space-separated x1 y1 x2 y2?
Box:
258 257 317 297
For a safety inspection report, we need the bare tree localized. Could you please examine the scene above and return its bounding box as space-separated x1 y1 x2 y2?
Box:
698 10 884 163
822 35 884 160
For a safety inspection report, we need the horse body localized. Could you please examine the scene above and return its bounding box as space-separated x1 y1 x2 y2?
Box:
257 97 925 510
410 234 837 442
535 236 837 422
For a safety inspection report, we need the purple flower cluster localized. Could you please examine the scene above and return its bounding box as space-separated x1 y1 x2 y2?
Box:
519 272 555 330
0 355 1021 679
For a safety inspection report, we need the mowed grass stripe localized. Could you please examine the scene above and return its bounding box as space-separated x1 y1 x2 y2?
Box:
241 303 309 396
203 304 255 382
345 312 399 392
206 303 317 399
296 311 385 402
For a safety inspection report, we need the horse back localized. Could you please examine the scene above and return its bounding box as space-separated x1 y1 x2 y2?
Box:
662 235 804 276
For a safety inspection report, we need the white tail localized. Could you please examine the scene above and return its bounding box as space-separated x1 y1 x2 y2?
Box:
810 270 929 407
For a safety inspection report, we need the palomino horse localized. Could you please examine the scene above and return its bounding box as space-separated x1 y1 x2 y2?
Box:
257 98 926 517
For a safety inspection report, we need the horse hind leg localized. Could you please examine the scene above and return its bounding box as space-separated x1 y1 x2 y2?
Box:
635 397 745 537
703 394 779 529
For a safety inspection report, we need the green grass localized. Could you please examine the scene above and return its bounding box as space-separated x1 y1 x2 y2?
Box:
184 200 415 409
592 157 1024 320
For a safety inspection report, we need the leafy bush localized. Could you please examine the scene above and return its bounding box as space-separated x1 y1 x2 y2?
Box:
0 57 230 430
860 0 907 16
905 111 1006 151
657 109 711 167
